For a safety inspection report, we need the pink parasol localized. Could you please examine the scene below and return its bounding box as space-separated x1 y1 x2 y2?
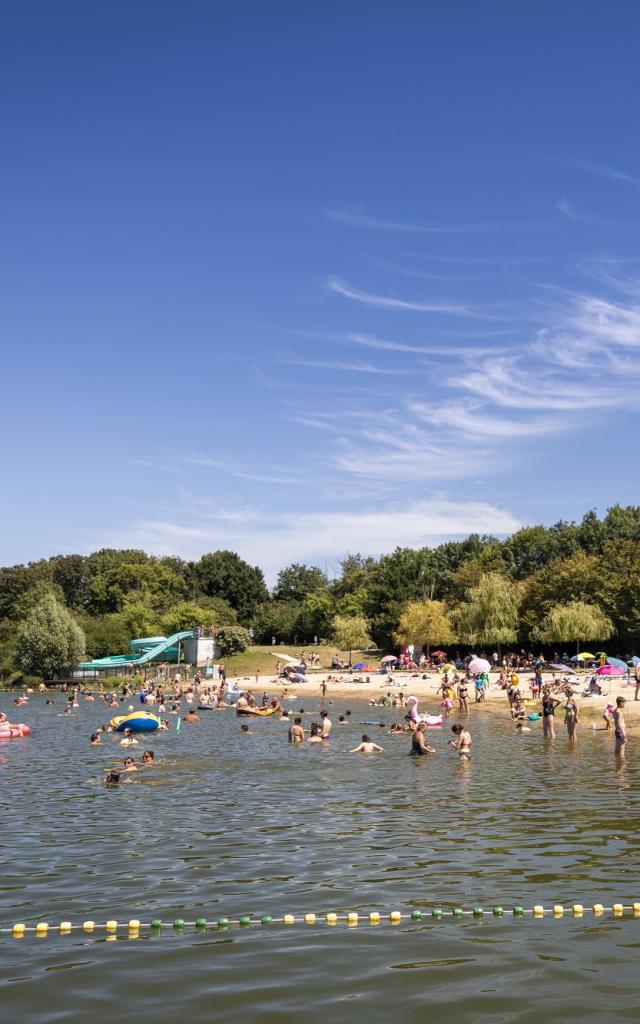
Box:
468 657 491 675
595 665 624 676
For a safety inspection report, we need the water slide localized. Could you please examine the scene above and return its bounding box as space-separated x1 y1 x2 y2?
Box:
79 630 196 671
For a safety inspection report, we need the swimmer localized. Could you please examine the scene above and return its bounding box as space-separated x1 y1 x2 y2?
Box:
338 715 347 725
515 721 531 734
90 732 101 745
350 734 384 753
142 750 155 765
450 723 472 759
613 697 627 757
105 771 120 787
183 709 200 722
120 728 139 746
240 723 252 734
388 723 404 735
159 719 169 732
320 709 332 738
410 722 436 756
288 717 305 743
307 722 324 744
123 756 138 772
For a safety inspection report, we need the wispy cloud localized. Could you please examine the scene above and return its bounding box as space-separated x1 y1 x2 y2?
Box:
324 207 536 234
556 199 616 226
327 276 491 317
181 456 305 486
556 159 640 187
282 357 408 375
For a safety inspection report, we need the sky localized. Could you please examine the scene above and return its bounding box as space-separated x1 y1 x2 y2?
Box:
1 1 640 581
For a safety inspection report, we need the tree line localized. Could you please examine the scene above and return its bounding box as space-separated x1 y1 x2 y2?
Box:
1 506 639 680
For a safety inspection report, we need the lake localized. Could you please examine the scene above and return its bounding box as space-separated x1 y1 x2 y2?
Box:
1 693 639 1023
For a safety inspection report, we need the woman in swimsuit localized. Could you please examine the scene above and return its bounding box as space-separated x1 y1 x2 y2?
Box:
410 722 435 756
457 682 469 717
564 691 579 742
542 692 561 739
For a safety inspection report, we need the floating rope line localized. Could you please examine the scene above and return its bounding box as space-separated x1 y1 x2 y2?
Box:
3 903 640 938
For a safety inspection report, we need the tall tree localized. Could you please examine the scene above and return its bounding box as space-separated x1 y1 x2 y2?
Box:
333 615 372 663
195 551 268 624
531 601 614 654
395 600 454 655
15 593 86 678
273 563 328 602
454 572 520 651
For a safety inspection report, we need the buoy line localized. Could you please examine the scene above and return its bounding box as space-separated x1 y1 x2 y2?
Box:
3 902 640 938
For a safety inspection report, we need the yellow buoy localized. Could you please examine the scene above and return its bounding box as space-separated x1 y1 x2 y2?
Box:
304 913 316 924
283 914 294 925
633 903 640 916
83 921 95 932
12 923 25 937
326 912 337 926
613 903 624 916
572 905 584 916
105 920 118 932
390 910 402 923
553 905 564 917
347 912 358 926
592 904 604 915
60 921 72 933
533 905 544 917
36 922 49 936
128 919 141 930
369 911 381 924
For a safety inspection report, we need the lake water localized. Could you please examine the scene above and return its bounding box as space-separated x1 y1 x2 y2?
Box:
1 693 639 1023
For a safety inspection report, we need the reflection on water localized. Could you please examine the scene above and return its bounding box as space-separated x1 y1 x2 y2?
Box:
0 695 639 1022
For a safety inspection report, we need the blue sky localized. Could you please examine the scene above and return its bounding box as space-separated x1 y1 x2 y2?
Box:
1 1 640 580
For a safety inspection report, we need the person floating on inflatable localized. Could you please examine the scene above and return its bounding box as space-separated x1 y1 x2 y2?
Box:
0 711 30 738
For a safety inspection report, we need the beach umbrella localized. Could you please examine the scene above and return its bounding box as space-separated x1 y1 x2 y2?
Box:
468 657 491 675
607 657 629 671
595 665 624 676
431 650 447 658
549 663 575 673
442 663 456 671
632 656 640 667
381 655 397 664
577 652 596 660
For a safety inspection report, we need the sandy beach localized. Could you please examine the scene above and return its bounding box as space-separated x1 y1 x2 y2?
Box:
248 669 640 728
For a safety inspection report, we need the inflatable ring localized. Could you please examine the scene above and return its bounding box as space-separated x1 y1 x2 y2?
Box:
111 712 161 733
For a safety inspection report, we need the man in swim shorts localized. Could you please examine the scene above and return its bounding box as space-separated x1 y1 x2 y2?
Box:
350 734 384 753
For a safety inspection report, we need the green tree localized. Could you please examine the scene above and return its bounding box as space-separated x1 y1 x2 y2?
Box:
454 573 520 651
160 599 236 636
273 563 328 602
49 554 92 609
252 601 301 645
296 590 335 642
216 624 252 656
531 601 614 654
195 551 268 624
395 599 454 655
15 593 86 678
332 614 373 663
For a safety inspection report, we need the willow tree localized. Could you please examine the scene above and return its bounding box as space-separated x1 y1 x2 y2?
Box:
395 599 454 656
531 600 614 655
454 572 519 654
333 615 372 665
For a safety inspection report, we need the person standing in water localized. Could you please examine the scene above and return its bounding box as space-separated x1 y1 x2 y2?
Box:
457 680 469 717
410 722 436 756
613 697 627 757
542 690 561 739
564 690 579 742
450 723 472 759
350 734 384 753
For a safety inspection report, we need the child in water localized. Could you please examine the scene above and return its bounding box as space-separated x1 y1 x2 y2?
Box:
450 723 472 759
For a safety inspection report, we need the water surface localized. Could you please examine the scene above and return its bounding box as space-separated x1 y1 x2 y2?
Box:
1 694 638 1022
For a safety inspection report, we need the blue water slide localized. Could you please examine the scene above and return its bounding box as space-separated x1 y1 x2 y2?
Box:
80 630 197 670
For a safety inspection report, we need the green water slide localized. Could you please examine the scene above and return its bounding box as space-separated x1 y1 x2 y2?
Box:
79 630 197 671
